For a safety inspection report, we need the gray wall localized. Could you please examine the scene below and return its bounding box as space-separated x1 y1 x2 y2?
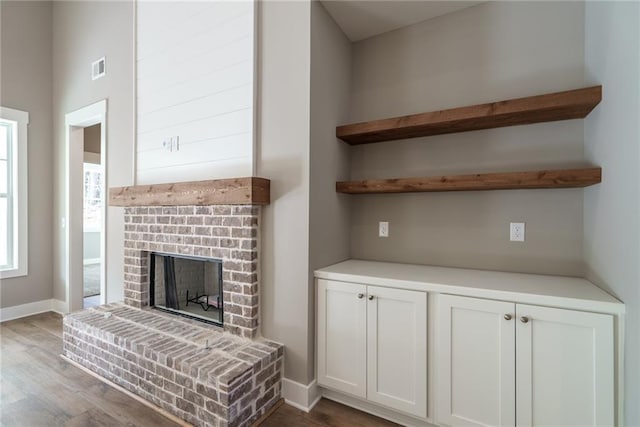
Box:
258 0 352 387
0 1 53 308
52 1 134 304
308 1 352 380
584 2 640 425
348 1 587 276
257 0 312 385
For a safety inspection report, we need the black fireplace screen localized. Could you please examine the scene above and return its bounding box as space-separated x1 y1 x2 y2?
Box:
150 253 223 326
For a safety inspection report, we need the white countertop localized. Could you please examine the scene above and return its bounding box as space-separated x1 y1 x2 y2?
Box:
315 259 624 314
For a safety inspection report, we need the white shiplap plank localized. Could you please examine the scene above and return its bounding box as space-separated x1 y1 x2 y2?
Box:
137 10 253 79
136 1 211 25
137 108 252 152
137 132 251 170
137 2 252 60
137 157 253 185
137 84 251 135
136 2 212 36
138 60 252 115
137 37 252 97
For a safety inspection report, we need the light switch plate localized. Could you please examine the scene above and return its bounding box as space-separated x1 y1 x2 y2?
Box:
379 221 389 238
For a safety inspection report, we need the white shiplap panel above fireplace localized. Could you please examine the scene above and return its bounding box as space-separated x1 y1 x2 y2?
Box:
135 1 256 185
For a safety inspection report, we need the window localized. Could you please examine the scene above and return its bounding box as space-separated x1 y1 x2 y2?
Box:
0 107 29 279
83 162 102 232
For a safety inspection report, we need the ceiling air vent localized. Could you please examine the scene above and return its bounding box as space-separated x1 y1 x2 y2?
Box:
91 57 106 80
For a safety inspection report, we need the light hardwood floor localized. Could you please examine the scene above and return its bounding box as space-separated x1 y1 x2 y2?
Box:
0 312 397 427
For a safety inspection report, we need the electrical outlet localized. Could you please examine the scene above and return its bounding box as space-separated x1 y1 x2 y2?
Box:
510 222 525 242
379 221 389 238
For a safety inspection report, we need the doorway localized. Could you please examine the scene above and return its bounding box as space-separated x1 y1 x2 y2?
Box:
65 100 107 313
82 124 102 308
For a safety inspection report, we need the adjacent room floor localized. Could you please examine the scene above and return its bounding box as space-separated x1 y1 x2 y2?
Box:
83 263 101 308
0 313 397 427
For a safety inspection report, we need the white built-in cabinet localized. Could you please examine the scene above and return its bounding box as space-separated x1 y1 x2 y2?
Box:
437 294 614 427
437 295 516 426
315 260 623 427
317 279 427 418
317 281 367 398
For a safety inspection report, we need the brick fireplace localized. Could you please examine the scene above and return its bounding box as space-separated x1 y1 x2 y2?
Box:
63 178 282 427
123 204 260 338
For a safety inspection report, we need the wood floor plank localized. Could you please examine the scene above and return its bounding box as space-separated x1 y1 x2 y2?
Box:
1 396 71 427
11 371 95 418
259 399 400 427
27 311 64 338
65 408 126 427
0 376 27 405
77 382 183 427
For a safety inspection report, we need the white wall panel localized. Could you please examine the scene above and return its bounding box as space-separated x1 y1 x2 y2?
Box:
137 11 252 78
138 133 250 171
137 2 250 60
136 0 255 184
138 58 251 115
137 158 252 186
138 108 251 152
137 36 251 94
138 84 251 134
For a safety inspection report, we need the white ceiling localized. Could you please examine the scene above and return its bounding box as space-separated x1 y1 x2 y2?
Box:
321 1 484 42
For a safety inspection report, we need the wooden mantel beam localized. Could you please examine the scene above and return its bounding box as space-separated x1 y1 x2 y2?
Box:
109 177 270 206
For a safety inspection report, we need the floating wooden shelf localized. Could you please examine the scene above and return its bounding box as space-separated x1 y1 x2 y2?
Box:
109 177 270 206
337 86 602 145
336 167 601 194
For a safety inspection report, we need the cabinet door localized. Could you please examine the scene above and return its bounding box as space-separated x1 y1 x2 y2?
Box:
317 279 367 398
516 304 614 427
437 294 515 427
367 286 427 418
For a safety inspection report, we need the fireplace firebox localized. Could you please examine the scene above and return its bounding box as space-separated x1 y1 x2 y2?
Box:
150 252 223 326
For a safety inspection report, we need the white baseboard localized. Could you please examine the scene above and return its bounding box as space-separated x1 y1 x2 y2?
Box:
83 258 100 266
281 378 321 412
0 299 68 322
50 299 68 315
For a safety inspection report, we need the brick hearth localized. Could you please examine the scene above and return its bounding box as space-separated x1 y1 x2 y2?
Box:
63 304 283 427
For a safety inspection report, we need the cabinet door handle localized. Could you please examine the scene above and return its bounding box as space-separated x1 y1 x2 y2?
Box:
368 295 375 300
357 293 364 299
504 314 512 320
520 316 530 324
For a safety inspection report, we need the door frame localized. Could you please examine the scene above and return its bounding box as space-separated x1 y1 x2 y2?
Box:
64 100 107 312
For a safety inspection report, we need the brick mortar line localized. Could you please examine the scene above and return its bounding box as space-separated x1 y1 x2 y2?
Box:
72 308 268 370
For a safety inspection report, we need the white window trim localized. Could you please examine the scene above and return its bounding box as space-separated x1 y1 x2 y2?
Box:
0 106 29 279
